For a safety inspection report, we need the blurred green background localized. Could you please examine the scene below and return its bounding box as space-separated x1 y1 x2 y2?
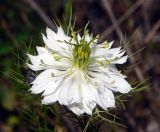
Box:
0 0 160 131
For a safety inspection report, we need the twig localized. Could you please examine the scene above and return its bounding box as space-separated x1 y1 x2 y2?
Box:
144 20 160 43
101 0 145 81
1 19 18 47
101 0 122 39
151 34 160 43
101 0 145 41
24 0 57 32
142 0 152 32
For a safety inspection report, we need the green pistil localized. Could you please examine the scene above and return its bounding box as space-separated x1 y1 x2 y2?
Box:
73 44 91 69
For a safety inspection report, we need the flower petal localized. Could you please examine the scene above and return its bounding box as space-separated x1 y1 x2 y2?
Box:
46 27 56 39
98 40 114 49
42 91 59 104
82 100 96 115
43 27 71 52
88 66 131 93
97 88 115 109
67 103 85 116
42 33 60 51
27 53 53 66
58 75 76 105
36 46 48 54
30 69 66 95
110 55 128 64
27 52 71 71
106 75 132 93
58 70 87 105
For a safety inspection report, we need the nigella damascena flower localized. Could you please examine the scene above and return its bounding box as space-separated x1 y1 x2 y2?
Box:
27 26 131 115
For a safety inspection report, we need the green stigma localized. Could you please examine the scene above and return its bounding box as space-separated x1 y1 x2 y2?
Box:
73 44 91 69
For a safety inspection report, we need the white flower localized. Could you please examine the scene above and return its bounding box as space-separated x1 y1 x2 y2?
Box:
27 26 131 115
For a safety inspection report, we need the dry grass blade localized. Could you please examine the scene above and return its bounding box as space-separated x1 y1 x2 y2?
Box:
101 0 145 40
144 20 160 43
25 0 57 32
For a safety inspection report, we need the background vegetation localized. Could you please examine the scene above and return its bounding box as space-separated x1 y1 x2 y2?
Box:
0 0 160 131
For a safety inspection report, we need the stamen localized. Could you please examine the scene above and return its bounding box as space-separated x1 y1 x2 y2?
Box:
73 44 91 69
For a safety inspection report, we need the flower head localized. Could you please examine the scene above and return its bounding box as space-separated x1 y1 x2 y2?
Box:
27 26 131 115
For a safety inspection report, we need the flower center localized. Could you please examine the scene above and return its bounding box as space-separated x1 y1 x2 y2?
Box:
73 44 91 69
